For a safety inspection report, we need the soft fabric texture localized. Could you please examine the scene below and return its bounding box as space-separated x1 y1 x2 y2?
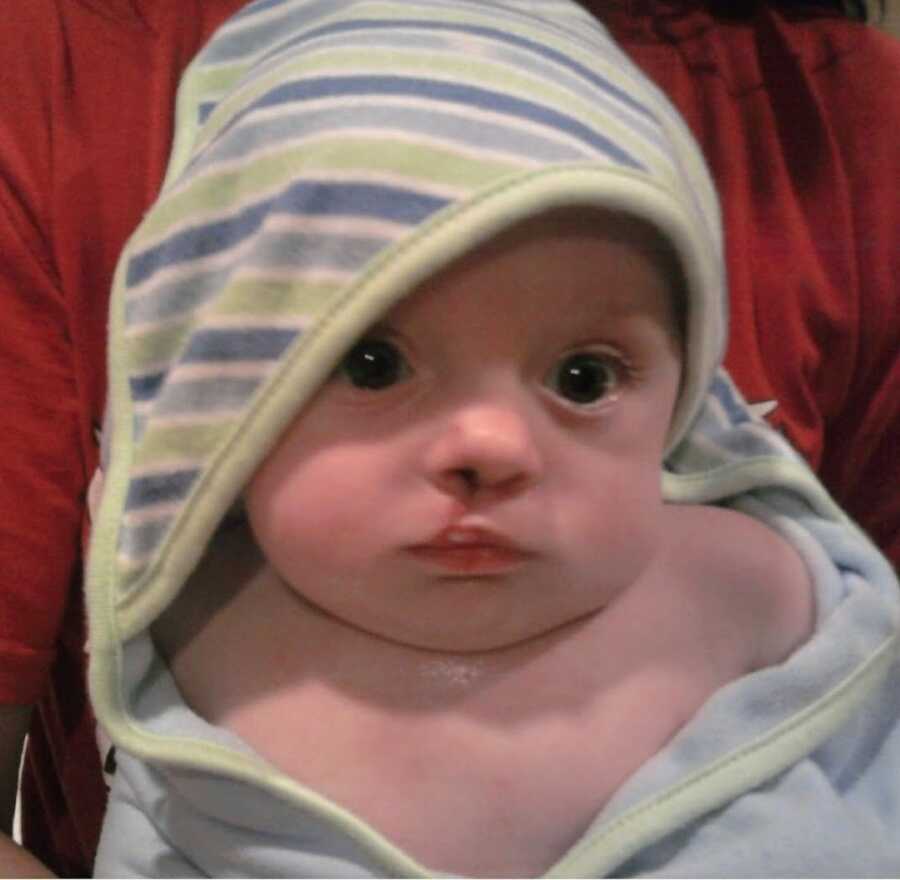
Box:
103 0 726 618
6 5 900 873
86 0 899 876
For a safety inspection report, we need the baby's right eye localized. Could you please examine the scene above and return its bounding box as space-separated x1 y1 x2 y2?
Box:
339 339 409 390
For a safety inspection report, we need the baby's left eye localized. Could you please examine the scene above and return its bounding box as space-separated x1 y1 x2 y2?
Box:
545 352 622 406
339 338 409 390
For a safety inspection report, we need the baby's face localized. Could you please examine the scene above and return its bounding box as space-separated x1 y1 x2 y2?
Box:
246 211 682 652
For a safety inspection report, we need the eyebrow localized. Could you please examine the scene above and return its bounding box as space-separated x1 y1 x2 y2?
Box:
567 290 684 352
357 319 397 339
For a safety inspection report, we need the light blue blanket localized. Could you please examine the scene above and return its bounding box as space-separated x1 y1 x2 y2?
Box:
88 0 900 875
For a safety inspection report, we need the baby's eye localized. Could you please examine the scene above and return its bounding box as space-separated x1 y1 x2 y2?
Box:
546 351 622 406
339 338 409 390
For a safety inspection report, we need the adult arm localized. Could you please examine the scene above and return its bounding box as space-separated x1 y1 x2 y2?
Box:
0 6 102 867
2 2 254 870
0 707 54 877
0 835 54 879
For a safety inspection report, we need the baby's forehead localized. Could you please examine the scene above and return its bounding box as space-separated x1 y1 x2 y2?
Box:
380 208 683 336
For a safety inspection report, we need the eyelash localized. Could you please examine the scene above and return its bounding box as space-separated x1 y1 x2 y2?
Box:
543 346 634 410
336 337 637 408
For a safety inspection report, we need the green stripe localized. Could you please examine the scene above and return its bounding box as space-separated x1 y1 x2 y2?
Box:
215 278 344 315
125 289 324 373
132 422 236 468
126 321 194 373
132 138 520 244
187 3 624 154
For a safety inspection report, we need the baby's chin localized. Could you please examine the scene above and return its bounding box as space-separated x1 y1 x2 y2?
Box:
303 590 607 657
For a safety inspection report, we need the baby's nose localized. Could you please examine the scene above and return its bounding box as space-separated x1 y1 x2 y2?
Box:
424 402 543 499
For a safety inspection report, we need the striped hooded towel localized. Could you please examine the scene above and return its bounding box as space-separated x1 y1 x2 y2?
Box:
88 0 900 876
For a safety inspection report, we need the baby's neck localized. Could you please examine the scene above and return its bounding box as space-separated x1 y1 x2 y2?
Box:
152 510 790 877
270 576 610 715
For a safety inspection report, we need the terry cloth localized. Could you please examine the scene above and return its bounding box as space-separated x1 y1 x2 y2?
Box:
97 0 727 625
88 1 900 876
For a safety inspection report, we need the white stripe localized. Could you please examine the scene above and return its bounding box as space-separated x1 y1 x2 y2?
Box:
153 360 282 385
124 269 346 339
116 545 162 570
126 213 383 309
212 0 312 42
213 93 590 160
148 201 410 266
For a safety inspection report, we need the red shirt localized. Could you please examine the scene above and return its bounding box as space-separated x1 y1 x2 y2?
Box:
0 1 247 872
1 1 897 873
604 3 900 564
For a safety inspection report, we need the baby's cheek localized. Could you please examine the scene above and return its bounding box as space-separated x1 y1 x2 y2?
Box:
249 445 358 532
246 474 377 579
569 472 664 576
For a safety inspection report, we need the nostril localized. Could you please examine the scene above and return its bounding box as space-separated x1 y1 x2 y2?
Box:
455 467 480 492
427 415 543 498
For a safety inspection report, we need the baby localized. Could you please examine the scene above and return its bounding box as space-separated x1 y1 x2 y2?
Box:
150 207 812 876
87 1 900 877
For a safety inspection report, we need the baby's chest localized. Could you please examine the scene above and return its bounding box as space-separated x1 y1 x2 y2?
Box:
162 570 724 876
220 666 698 877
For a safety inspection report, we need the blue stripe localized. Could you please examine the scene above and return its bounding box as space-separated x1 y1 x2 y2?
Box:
129 198 270 287
201 0 345 65
125 266 228 326
126 230 389 329
127 180 449 288
118 518 173 560
255 17 657 124
130 372 166 402
198 102 589 172
234 0 291 18
198 101 217 125
125 469 200 511
243 75 643 167
710 373 750 425
181 327 299 363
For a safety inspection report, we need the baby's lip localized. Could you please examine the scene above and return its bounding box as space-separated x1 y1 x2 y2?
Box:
421 524 526 551
406 524 534 575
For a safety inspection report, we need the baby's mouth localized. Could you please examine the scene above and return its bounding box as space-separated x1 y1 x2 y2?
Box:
406 525 534 576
